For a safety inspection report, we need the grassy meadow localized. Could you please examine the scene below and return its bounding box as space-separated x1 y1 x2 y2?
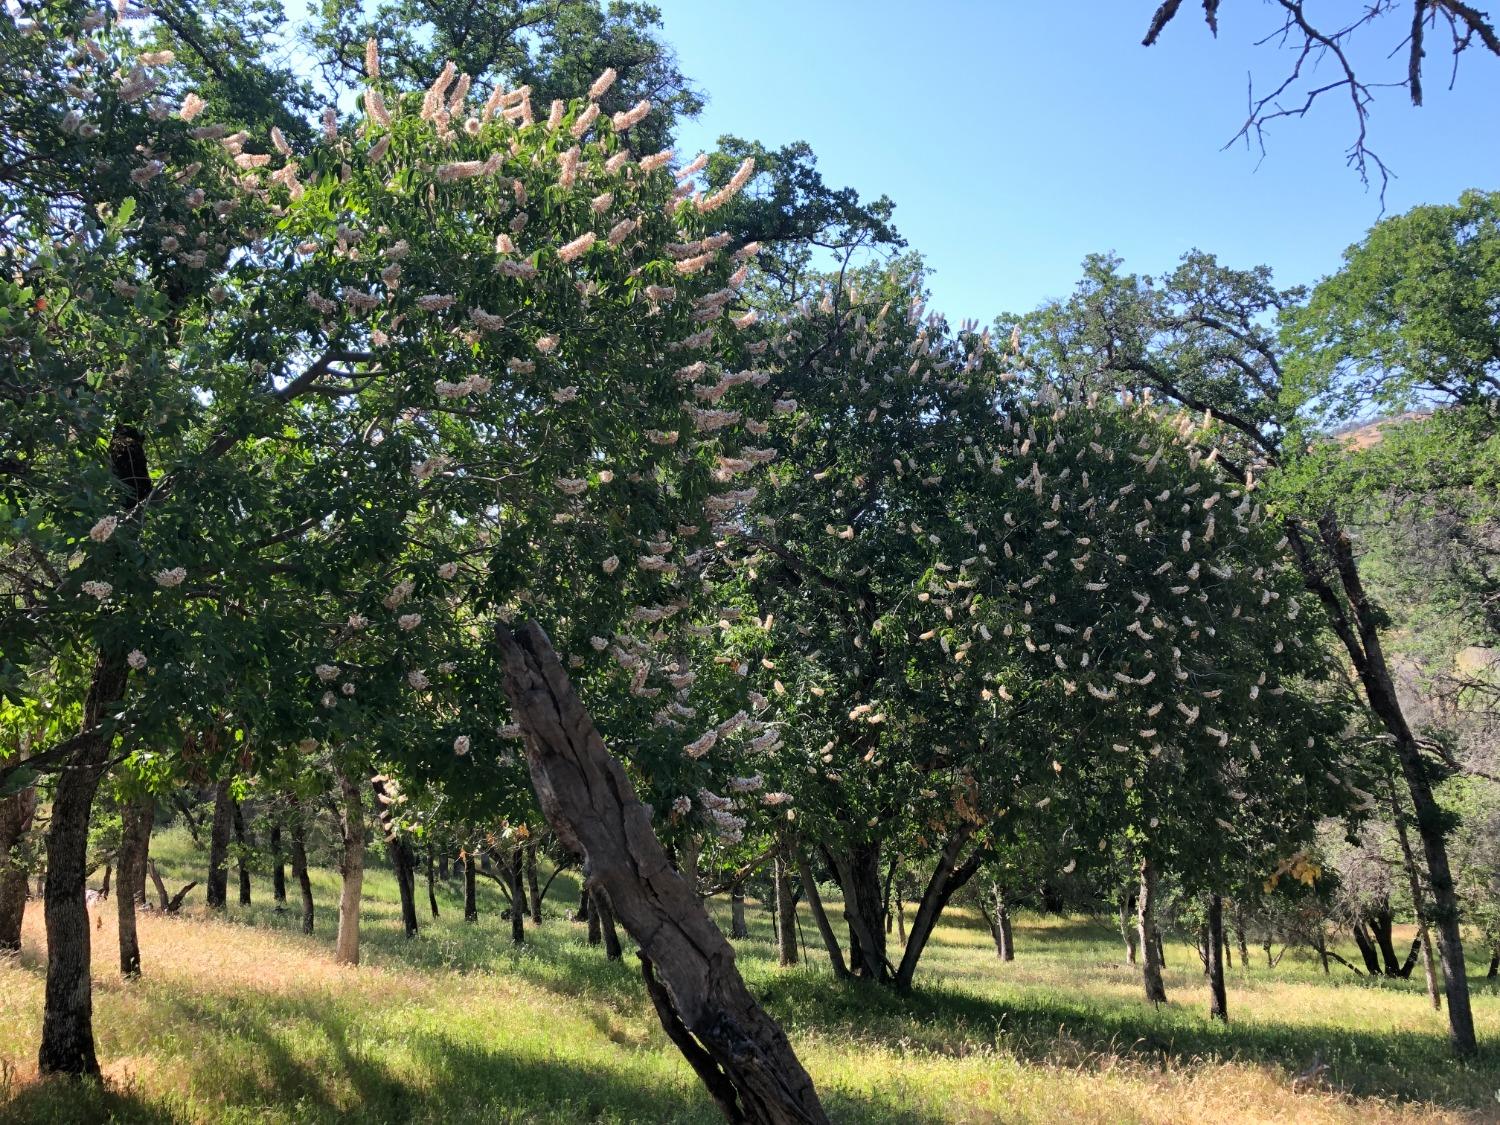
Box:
1 829 1497 1124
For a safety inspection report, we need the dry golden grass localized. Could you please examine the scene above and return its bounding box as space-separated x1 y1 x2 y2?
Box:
0 839 1496 1123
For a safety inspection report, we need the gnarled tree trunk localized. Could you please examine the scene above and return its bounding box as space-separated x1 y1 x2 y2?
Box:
497 622 829 1125
334 773 365 965
829 842 888 983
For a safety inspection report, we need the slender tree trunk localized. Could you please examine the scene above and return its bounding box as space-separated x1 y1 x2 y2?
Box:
426 844 439 919
334 773 365 966
438 852 450 881
997 898 1014 962
731 884 749 939
1223 929 1233 969
464 854 478 922
775 853 798 966
1233 903 1249 966
1137 858 1167 1005
370 777 418 939
575 883 590 923
498 622 829 1123
1291 516 1476 1053
232 801 252 906
1315 928 1330 974
270 822 287 910
796 852 849 979
525 842 542 923
1119 895 1137 965
290 817 314 935
39 649 129 1077
206 777 232 910
592 887 622 960
115 796 153 978
587 888 602 944
1387 777 1442 1009
1487 945 1498 978
0 785 38 954
509 847 526 944
1207 894 1228 1022
1371 902 1403 975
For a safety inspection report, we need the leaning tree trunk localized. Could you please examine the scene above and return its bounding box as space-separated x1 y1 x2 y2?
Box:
334 773 365 966
1137 858 1167 1005
893 826 984 992
426 844 440 919
38 648 129 1076
526 842 542 924
116 795 153 978
206 777 232 911
593 888 623 960
796 853 848 979
1292 516 1476 1054
0 784 38 954
1387 777 1442 1009
497 622 829 1125
1207 893 1228 1022
289 814 314 935
774 853 798 967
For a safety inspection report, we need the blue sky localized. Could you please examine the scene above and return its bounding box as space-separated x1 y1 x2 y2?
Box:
649 1 1499 323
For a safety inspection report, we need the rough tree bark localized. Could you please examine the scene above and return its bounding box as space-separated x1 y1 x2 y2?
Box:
334 773 365 966
206 777 232 911
1387 778 1442 1009
985 886 1015 962
497 622 829 1125
774 853 798 967
1207 894 1228 1022
38 648 129 1076
116 795 153 978
427 844 440 919
289 813 314 934
1137 858 1168 1005
0 784 38 954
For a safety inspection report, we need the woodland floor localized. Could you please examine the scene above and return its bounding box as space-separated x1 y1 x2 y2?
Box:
0 830 1498 1124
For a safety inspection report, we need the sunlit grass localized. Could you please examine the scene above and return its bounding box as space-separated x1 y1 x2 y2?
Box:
0 828 1495 1123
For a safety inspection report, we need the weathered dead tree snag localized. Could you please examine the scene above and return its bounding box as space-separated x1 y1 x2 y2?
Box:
496 622 830 1125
